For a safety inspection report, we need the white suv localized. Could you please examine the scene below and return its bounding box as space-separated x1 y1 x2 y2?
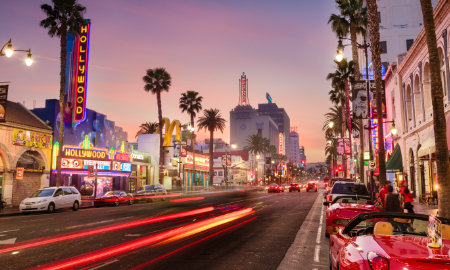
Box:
20 186 82 213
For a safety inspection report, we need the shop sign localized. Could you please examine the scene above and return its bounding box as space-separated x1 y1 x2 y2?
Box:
0 85 8 101
16 167 24 179
131 151 148 163
185 154 209 166
13 129 53 149
363 152 370 161
61 158 84 169
83 160 111 170
112 162 132 172
72 22 91 124
278 132 284 155
63 147 107 160
115 152 130 162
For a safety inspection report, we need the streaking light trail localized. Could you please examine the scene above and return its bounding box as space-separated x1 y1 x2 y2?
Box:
170 197 205 203
0 207 214 254
29 208 254 270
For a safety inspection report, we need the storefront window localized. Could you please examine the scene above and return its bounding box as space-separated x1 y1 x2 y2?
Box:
16 151 44 170
80 177 113 197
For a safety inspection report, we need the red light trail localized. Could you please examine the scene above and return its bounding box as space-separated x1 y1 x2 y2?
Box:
170 197 205 203
29 208 254 270
0 207 214 255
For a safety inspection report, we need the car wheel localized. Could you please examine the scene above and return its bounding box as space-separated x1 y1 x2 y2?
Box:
128 198 133 205
289 190 292 192
72 201 79 211
114 199 120 207
48 203 55 213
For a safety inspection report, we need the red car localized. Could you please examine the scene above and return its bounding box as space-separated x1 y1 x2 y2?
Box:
324 195 381 236
267 184 283 193
289 183 301 192
329 212 450 270
94 190 134 207
305 182 317 192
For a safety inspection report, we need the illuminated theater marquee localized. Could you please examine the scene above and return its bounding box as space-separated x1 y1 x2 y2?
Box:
72 22 91 123
63 147 107 160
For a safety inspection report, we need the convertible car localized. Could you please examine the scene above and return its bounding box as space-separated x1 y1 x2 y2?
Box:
329 212 450 269
324 195 381 236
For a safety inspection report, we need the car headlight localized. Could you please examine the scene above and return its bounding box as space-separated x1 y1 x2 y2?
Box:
37 199 48 203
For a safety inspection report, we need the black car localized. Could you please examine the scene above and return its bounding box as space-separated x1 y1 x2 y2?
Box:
94 190 134 207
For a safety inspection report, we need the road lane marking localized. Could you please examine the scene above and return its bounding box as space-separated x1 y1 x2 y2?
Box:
0 238 17 245
88 259 119 270
314 244 320 262
0 229 19 233
316 204 324 244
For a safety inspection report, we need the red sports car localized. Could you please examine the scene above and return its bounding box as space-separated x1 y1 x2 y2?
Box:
306 182 318 192
267 184 283 193
329 212 450 270
324 195 381 236
289 183 301 192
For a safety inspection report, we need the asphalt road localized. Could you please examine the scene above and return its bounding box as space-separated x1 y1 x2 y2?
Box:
0 188 319 270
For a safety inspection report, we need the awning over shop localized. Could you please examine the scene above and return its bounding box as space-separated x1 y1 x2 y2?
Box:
386 144 403 172
418 138 435 159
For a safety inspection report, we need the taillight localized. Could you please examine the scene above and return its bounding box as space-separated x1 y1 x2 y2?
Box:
368 252 389 270
327 195 332 202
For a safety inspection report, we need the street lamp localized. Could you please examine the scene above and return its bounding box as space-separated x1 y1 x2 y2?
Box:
391 123 398 136
328 121 334 129
1 39 33 66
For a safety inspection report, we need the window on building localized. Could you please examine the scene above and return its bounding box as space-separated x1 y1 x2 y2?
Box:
218 171 223 176
378 12 381 23
380 41 387 54
382 62 389 71
257 128 262 136
406 39 414 51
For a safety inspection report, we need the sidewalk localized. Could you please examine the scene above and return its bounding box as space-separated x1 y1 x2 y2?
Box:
412 198 438 216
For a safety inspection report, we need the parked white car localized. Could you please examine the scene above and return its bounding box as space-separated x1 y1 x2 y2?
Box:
20 186 81 213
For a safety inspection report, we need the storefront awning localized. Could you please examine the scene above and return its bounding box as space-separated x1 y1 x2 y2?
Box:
386 144 403 172
418 138 435 159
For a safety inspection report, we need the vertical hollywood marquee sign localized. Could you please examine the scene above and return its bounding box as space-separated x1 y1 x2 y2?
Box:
278 132 284 155
72 22 91 124
239 72 248 105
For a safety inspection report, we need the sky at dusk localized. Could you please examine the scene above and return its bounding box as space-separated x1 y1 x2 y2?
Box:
1 0 342 162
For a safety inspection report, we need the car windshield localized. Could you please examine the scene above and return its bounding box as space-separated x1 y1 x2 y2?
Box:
104 191 121 196
331 183 368 195
345 215 430 237
145 186 155 191
332 197 371 205
30 189 55 197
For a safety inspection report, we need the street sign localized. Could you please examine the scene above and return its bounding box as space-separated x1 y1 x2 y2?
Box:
88 165 94 177
368 161 376 171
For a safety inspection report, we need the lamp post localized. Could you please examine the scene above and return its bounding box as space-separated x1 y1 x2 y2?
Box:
187 124 195 192
1 39 33 66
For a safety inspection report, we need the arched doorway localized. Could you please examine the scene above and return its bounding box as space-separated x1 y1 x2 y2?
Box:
13 150 45 206
409 149 416 195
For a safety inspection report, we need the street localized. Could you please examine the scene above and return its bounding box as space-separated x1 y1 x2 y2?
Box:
0 189 328 270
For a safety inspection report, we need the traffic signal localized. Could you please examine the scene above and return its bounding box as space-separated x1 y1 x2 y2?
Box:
301 160 305 167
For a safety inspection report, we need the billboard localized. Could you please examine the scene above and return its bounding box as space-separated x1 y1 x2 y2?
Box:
351 80 368 119
278 132 285 155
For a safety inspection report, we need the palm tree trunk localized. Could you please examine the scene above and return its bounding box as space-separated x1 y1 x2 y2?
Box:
209 129 214 187
157 91 164 184
420 0 450 218
56 25 67 187
341 99 348 177
367 0 387 186
191 114 195 190
350 26 362 79
358 119 365 183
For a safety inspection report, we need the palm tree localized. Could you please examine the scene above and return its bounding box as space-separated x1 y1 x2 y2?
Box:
366 0 386 186
244 135 271 183
135 122 159 138
143 68 172 184
197 108 226 187
329 0 366 182
327 59 355 177
179 90 203 188
40 0 86 186
420 0 450 218
328 0 366 79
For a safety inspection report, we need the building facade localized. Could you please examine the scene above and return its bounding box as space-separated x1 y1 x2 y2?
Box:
385 0 450 199
0 101 53 206
289 128 300 164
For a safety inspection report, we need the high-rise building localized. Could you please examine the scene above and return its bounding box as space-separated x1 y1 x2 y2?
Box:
257 102 291 159
289 127 300 164
299 146 306 163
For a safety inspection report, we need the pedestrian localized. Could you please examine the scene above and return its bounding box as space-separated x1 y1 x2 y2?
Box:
377 182 391 208
384 185 402 212
399 180 415 213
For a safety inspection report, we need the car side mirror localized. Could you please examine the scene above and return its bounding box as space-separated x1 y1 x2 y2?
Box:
323 202 329 206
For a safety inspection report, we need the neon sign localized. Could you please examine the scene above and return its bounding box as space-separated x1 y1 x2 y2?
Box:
278 132 284 155
156 118 181 147
63 147 107 160
371 118 379 153
72 22 91 123
239 72 248 105
115 152 130 162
